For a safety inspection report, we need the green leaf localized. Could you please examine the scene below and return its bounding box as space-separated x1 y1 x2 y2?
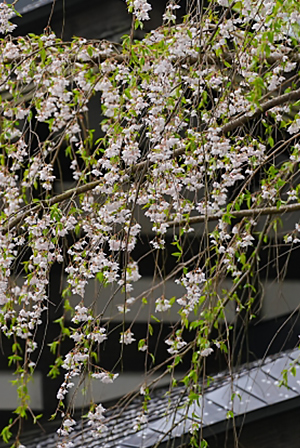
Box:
148 324 153 336
1 425 12 444
172 252 182 257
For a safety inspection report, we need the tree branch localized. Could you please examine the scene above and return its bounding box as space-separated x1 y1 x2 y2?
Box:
3 147 188 234
168 202 300 227
3 81 300 234
221 88 300 134
2 180 102 233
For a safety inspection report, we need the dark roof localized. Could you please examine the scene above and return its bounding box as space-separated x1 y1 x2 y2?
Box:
17 348 300 448
4 0 134 44
5 0 53 15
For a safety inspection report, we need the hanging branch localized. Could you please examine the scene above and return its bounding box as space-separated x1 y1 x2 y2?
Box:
4 83 300 234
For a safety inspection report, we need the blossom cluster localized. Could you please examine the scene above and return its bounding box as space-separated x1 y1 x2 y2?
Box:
125 0 152 22
87 404 108 437
1 0 300 442
0 3 17 34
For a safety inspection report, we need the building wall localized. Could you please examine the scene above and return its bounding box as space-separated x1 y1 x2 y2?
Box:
1 0 300 431
205 406 300 448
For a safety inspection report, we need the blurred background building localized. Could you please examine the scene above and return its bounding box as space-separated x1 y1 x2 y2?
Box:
0 0 300 437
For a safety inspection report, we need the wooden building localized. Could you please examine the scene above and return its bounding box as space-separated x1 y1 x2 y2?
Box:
0 1 300 444
1 349 299 448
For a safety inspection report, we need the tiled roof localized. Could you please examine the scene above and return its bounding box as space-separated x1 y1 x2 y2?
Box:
5 0 54 15
17 348 300 448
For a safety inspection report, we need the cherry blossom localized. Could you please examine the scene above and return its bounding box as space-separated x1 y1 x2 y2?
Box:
1 0 300 445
